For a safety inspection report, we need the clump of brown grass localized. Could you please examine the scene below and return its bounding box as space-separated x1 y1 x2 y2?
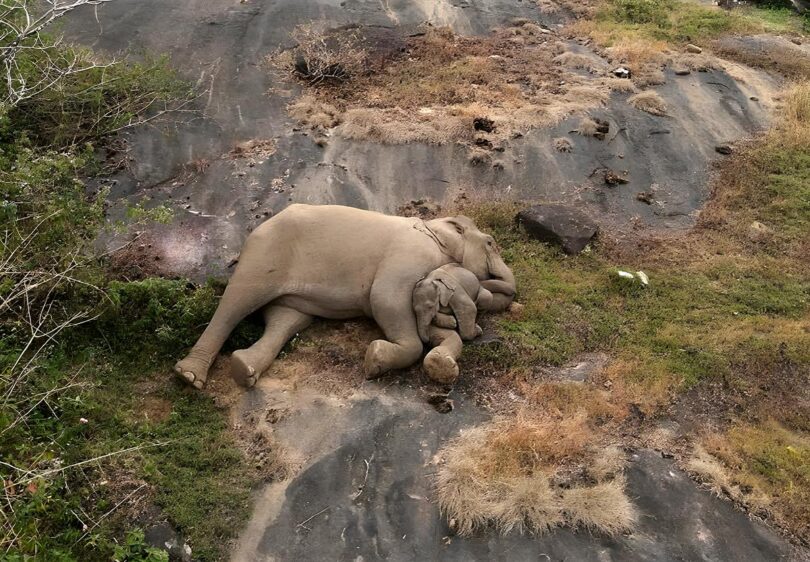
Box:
575 116 599 136
435 413 636 536
522 381 625 422
288 95 341 130
553 51 605 73
339 107 473 144
603 77 637 93
628 90 667 115
561 478 637 534
554 137 573 152
280 24 614 145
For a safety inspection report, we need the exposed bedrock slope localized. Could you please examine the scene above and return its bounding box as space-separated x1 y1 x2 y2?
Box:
230 379 795 562
67 0 778 280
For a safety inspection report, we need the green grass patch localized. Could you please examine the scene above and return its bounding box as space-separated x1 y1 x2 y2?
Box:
0 21 257 560
463 193 809 395
583 0 804 46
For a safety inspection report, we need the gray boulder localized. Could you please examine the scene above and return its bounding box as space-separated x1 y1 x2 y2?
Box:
516 204 597 254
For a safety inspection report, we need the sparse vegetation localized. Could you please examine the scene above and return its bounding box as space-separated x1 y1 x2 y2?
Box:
436 414 636 536
442 81 810 541
274 24 622 145
0 9 258 560
571 0 807 83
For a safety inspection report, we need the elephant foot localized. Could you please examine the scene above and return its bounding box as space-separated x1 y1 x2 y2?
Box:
173 357 209 390
423 349 460 385
364 340 388 380
231 350 260 388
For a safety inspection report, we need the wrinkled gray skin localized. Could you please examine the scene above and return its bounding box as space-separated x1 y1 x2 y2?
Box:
413 263 515 384
173 204 516 388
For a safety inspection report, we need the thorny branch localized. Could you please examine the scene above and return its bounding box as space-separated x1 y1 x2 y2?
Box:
1 1 113 108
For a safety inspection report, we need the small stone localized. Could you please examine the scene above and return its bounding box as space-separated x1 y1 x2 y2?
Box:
613 66 631 79
636 191 654 204
516 204 598 254
686 44 702 54
715 144 733 155
747 221 772 242
473 116 495 132
674 68 691 76
791 38 801 46
750 96 759 101
604 169 629 186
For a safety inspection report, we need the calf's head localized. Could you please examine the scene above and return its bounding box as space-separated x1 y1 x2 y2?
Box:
426 215 515 289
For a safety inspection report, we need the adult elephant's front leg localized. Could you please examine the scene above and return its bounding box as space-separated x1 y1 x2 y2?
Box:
364 273 425 379
231 304 313 388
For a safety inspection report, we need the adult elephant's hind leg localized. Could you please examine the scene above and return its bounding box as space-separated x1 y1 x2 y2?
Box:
231 305 313 388
174 277 275 389
365 277 424 379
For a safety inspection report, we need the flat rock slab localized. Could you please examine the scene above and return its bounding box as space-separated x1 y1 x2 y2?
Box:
232 380 797 561
517 204 598 254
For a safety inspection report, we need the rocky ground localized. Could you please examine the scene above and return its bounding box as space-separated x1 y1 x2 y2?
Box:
63 1 809 560
68 0 785 280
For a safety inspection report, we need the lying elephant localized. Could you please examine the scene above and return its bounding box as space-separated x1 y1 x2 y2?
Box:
413 263 513 384
174 204 515 388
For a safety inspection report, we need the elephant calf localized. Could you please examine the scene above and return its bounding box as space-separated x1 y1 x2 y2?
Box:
413 263 514 384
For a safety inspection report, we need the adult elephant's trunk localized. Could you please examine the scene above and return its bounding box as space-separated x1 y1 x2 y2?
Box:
481 253 516 312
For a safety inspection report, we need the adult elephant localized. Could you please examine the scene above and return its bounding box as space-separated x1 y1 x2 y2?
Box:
174 204 515 388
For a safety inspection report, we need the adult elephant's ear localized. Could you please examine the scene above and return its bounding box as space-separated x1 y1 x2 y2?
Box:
424 217 466 262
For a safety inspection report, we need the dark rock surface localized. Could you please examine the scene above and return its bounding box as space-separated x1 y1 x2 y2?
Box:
144 522 192 562
64 0 778 280
232 381 798 561
517 204 598 254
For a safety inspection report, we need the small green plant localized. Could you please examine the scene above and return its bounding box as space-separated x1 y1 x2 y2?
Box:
113 530 169 562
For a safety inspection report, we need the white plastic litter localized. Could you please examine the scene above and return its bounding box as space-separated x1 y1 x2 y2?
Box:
617 270 650 287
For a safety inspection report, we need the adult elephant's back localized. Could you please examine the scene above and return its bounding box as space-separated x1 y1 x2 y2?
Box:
242 205 443 319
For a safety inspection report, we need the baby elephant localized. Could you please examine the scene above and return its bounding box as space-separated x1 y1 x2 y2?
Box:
413 263 496 384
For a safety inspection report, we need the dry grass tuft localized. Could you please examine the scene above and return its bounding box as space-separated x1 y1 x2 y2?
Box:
628 90 667 115
575 116 599 136
554 137 573 152
603 77 638 93
279 24 614 145
288 95 341 129
435 414 635 536
685 445 739 498
553 51 605 73
339 107 472 144
561 478 637 533
490 475 564 534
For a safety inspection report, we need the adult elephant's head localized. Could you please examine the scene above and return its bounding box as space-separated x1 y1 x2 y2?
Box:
425 215 515 293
